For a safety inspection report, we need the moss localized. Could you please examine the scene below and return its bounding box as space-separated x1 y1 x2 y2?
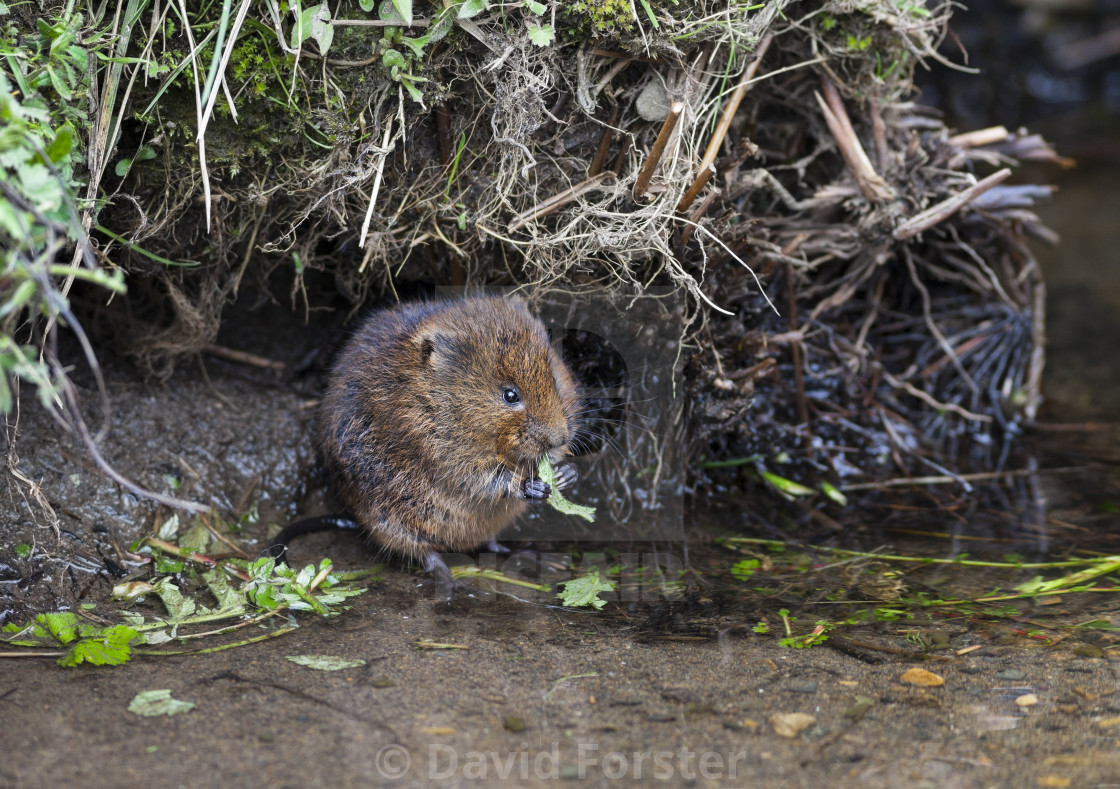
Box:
566 0 638 38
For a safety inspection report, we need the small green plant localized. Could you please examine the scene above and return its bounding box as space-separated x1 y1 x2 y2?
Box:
1 526 378 666
778 621 833 649
557 568 616 609
3 612 139 666
375 0 459 103
730 559 761 580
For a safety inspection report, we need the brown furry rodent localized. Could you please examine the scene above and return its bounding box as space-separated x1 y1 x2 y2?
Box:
303 295 580 589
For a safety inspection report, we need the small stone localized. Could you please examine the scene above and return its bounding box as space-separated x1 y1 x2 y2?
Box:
1015 693 1039 707
996 669 1026 681
1073 645 1103 659
1098 716 1120 728
636 80 671 122
844 696 875 720
770 712 816 738
370 676 396 688
503 715 527 732
900 668 945 687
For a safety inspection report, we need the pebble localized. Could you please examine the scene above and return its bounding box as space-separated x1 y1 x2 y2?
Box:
900 668 945 687
996 669 1026 681
770 712 815 738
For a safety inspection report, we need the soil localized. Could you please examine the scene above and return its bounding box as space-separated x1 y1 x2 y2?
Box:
2 169 1120 789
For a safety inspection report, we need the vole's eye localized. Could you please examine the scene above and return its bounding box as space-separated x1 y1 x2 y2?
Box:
502 386 521 405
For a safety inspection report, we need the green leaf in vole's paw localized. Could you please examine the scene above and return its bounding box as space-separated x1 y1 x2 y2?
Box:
557 569 615 610
287 655 367 671
538 456 595 521
128 689 195 717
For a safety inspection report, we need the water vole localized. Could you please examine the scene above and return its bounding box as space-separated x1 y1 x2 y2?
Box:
273 295 580 590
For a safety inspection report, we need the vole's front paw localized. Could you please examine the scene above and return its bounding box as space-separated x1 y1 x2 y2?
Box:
552 463 577 491
522 478 552 501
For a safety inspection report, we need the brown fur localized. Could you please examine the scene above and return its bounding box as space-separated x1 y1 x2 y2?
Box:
318 296 580 561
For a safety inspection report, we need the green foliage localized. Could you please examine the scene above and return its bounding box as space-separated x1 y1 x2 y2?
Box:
4 612 140 666
0 6 125 417
59 625 139 666
539 456 596 521
291 2 334 55
374 0 461 104
242 555 374 613
730 559 760 580
3 529 376 666
557 568 616 609
527 23 555 47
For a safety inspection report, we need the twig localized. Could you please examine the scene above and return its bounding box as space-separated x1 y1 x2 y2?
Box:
202 344 286 371
589 105 619 177
869 97 889 175
948 126 1008 148
678 35 773 213
680 188 719 246
330 17 430 27
675 163 714 212
893 169 1012 240
815 79 895 202
838 466 1083 492
634 101 684 199
509 173 611 232
359 111 395 248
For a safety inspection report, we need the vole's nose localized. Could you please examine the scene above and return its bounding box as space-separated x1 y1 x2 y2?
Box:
529 421 571 454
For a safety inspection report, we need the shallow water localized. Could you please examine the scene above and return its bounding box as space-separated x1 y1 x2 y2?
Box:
2 161 1119 789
